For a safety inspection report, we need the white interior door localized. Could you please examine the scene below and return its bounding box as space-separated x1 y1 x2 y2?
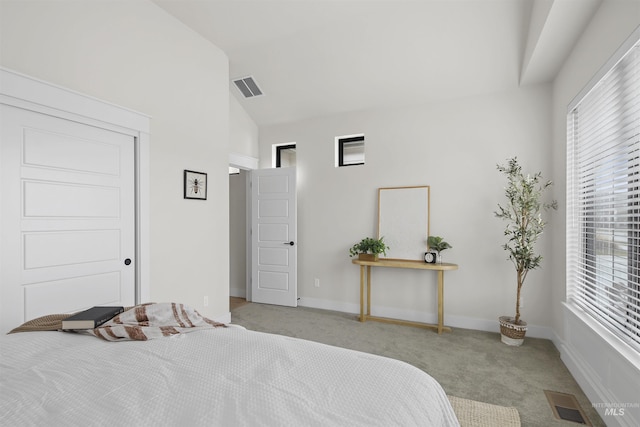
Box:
0 104 136 332
251 167 297 307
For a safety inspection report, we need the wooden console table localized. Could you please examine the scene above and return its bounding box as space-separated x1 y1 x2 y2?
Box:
351 258 458 334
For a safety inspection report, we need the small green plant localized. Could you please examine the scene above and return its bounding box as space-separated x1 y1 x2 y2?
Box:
427 236 452 254
349 237 389 257
495 157 557 325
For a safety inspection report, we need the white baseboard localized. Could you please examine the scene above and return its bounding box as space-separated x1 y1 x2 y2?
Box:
297 296 556 340
558 304 640 427
297 296 360 314
559 341 628 427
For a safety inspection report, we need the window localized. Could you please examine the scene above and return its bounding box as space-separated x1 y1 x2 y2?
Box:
336 134 364 167
274 143 296 168
567 31 640 352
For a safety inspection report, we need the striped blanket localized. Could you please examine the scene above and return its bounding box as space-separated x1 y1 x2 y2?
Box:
9 303 225 341
83 303 226 341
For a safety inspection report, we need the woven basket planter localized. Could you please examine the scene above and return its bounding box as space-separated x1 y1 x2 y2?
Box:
499 316 527 346
358 253 379 262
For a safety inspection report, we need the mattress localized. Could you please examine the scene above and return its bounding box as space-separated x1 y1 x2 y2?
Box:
0 326 459 426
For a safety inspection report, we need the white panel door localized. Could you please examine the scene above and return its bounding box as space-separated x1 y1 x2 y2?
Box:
0 105 135 332
251 167 297 307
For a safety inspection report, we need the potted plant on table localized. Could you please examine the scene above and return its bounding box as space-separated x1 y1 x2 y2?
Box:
494 157 557 346
349 237 389 261
427 235 452 263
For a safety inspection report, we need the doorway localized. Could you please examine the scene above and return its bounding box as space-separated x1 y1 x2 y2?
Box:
228 153 258 303
228 154 298 308
229 168 250 300
250 167 297 307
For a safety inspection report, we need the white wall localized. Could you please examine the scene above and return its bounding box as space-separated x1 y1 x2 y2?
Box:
0 0 231 320
550 0 640 340
260 83 557 335
551 1 640 426
230 94 259 160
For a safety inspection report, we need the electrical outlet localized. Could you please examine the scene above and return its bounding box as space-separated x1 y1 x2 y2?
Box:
314 278 320 288
203 295 209 307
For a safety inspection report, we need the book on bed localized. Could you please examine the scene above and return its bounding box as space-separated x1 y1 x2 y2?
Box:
61 306 124 329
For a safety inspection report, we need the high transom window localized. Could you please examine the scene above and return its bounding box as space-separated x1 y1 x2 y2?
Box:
336 134 364 167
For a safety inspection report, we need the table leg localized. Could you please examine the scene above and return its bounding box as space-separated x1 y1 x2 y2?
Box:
359 265 365 322
366 266 371 317
437 270 444 334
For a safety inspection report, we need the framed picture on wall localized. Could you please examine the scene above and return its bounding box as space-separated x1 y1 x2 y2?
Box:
184 170 207 200
378 185 430 260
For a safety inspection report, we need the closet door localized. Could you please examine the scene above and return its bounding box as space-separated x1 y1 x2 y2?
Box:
0 104 135 332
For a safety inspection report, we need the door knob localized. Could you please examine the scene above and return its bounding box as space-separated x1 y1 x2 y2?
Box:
283 241 294 246
124 258 132 265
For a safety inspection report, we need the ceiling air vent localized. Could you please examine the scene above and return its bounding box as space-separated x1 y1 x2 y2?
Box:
233 76 263 98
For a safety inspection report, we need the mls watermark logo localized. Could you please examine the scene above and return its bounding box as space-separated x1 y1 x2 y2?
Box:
605 407 625 417
593 402 639 418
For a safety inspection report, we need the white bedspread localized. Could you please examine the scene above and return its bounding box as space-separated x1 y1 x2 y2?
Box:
1 326 459 426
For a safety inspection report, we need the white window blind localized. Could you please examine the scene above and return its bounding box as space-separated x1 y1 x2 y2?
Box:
567 30 640 352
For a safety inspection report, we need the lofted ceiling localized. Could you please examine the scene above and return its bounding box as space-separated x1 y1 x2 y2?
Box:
153 0 602 127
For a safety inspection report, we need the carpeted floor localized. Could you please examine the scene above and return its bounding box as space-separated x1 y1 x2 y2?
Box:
230 301 605 427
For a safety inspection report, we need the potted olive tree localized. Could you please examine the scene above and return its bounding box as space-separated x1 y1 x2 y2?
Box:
495 157 557 346
349 237 389 261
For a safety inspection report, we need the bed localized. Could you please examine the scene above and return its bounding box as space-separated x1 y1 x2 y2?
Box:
0 303 460 426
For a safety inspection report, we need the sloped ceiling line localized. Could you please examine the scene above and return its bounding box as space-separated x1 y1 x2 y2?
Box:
154 0 602 126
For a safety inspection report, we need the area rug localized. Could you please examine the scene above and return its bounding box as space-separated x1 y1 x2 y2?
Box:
448 395 521 427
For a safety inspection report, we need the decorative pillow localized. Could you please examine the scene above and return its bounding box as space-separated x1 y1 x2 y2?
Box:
8 313 70 334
